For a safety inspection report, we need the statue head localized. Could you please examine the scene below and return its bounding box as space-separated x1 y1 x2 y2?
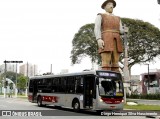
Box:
101 0 116 10
101 0 116 13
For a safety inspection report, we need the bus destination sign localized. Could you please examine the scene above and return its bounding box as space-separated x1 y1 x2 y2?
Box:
98 72 117 77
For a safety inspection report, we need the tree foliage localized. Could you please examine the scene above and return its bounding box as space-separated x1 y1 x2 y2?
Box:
0 71 27 90
121 18 160 68
70 18 160 69
0 71 18 83
17 75 27 90
70 24 100 64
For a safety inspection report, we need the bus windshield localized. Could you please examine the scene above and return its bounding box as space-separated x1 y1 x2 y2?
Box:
98 77 123 97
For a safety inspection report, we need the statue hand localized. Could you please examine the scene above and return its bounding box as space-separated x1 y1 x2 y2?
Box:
97 39 104 49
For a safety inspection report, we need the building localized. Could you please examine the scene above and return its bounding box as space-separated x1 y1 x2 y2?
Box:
141 70 160 94
19 63 38 77
0 64 17 74
130 75 141 94
60 69 69 74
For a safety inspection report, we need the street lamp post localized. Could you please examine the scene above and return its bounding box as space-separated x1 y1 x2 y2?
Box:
146 64 150 90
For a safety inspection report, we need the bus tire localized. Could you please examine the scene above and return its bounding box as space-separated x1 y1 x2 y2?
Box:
73 100 80 112
37 96 43 107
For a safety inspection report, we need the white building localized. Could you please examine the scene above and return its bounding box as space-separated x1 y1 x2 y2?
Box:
60 69 69 74
130 75 142 94
0 64 17 74
19 63 38 77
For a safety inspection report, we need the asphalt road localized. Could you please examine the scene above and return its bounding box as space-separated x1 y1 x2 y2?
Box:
0 96 159 119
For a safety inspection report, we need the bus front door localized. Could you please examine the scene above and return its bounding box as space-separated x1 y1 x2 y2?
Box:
83 75 94 108
32 80 38 102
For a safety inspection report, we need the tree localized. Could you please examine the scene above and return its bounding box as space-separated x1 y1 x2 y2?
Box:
121 18 160 70
0 71 27 92
70 18 160 70
17 75 27 92
70 24 100 65
0 71 18 83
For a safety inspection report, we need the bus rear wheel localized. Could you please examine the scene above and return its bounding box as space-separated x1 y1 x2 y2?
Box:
73 100 80 112
37 96 43 107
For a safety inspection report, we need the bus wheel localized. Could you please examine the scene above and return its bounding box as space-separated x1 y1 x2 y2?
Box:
73 100 80 112
37 96 43 107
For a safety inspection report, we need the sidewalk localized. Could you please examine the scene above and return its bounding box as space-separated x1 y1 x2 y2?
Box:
0 94 27 99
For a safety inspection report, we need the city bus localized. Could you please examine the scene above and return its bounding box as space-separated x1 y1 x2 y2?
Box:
28 70 124 112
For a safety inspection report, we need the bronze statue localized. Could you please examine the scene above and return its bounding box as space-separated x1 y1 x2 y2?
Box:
94 0 128 72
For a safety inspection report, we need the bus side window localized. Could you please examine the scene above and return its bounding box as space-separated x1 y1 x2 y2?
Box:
58 77 65 93
76 76 83 94
47 78 52 93
66 76 75 94
29 80 33 92
52 78 59 93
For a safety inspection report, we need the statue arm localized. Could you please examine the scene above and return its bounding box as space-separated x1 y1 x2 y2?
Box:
94 15 104 49
94 15 102 40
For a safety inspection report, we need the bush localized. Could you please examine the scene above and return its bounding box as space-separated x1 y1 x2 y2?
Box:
127 93 160 100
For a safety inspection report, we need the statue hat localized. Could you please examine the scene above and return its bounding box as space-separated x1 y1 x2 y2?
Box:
101 0 116 9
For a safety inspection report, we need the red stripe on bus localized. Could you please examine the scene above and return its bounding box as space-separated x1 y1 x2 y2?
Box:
101 98 123 104
42 96 58 103
28 95 32 101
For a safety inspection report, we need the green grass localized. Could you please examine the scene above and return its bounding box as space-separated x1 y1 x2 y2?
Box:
124 104 160 110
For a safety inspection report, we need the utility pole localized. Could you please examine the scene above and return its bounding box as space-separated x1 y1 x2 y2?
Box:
145 64 150 91
4 60 7 98
15 63 18 98
148 64 150 90
25 62 29 97
122 24 130 103
123 24 130 81
50 64 52 74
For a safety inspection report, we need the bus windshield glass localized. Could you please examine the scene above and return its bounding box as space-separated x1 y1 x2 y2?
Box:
97 72 123 97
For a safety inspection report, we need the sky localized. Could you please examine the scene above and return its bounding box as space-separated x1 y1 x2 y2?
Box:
0 0 160 75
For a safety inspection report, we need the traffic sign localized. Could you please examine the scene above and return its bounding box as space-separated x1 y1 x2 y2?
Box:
4 60 23 63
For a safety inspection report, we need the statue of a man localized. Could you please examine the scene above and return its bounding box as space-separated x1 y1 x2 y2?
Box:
94 0 127 72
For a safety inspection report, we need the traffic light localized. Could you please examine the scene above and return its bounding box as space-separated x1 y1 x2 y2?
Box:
158 0 160 4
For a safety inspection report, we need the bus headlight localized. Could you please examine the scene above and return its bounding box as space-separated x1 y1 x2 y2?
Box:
99 98 103 102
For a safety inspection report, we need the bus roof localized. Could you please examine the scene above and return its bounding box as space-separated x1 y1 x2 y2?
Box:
29 70 97 80
29 70 120 80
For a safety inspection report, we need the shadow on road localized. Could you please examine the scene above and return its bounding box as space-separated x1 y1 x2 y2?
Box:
46 105 102 116
32 104 160 116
